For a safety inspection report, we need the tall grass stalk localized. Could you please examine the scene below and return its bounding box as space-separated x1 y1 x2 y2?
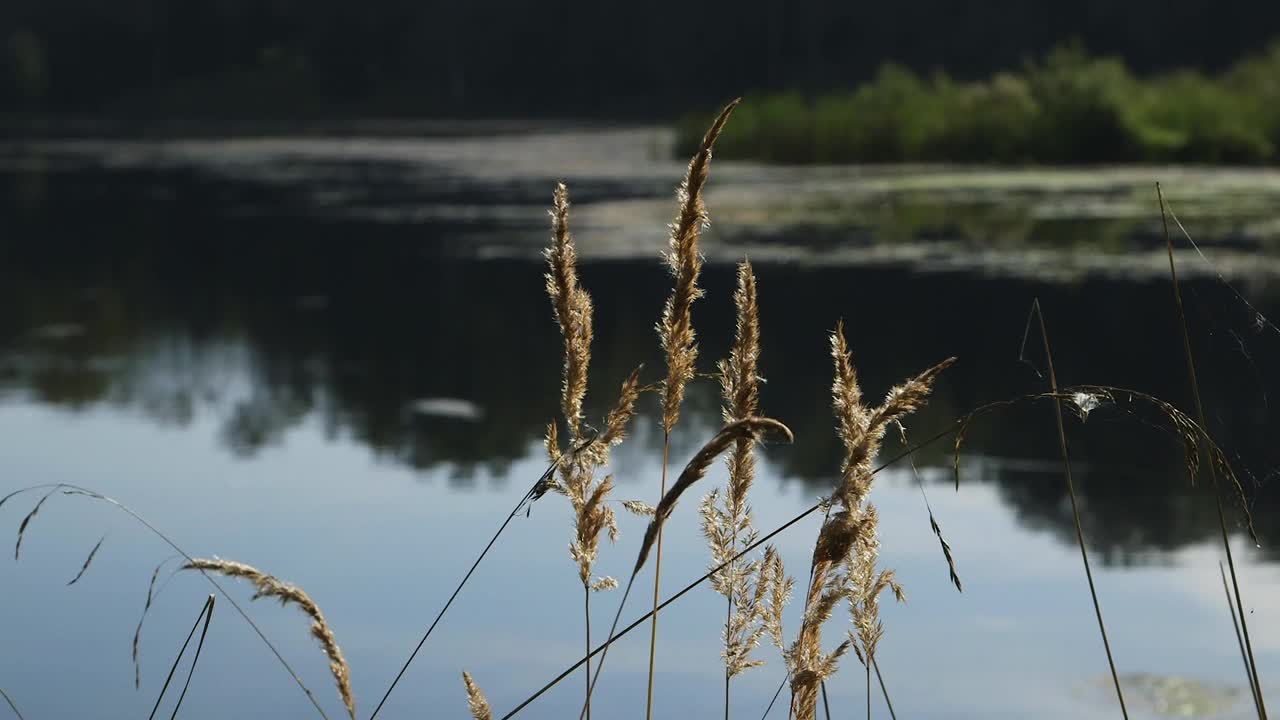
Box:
148 594 214 720
1031 300 1128 718
579 418 791 720
648 98 740 720
1158 183 1268 720
700 261 778 719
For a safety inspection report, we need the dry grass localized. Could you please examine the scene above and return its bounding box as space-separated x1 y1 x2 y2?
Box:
462 672 493 720
180 558 354 720
784 323 953 720
635 417 793 575
648 97 741 719
66 534 106 586
542 181 644 720
697 260 783 714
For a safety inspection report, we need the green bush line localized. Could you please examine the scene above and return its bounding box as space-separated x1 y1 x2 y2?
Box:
676 42 1280 165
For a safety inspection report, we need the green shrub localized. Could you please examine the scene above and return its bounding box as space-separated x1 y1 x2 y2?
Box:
677 39 1280 164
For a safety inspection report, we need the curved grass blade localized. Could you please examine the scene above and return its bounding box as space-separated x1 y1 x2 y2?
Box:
47 485 331 720
135 556 183 688
15 485 61 560
67 534 107 585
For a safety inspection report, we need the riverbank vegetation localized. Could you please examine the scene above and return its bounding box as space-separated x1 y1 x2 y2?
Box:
676 43 1280 164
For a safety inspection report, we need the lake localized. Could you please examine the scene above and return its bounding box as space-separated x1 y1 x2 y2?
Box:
0 126 1278 719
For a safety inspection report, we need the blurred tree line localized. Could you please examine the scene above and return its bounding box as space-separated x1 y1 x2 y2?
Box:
1 0 1278 119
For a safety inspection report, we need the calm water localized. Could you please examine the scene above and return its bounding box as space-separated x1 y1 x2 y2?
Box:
1 129 1279 719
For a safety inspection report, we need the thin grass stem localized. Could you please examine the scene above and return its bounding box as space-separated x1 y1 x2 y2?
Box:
584 587 592 720
761 675 787 720
0 688 24 720
1032 300 1128 718
169 595 215 720
1158 183 1267 720
149 594 215 720
370 443 590 720
1222 562 1263 717
645 436 670 720
871 658 897 720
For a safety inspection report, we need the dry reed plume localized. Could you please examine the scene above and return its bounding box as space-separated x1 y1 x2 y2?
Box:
785 323 954 720
180 558 354 720
576 416 792 720
648 96 740 720
542 181 642 719
635 417 792 575
697 261 787 716
462 672 493 720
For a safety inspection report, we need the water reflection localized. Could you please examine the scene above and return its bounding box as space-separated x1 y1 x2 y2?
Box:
3 149 1280 720
1 160 1277 562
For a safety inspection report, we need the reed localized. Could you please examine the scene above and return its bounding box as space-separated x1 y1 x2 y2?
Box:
697 263 794 720
1157 184 1268 719
180 558 354 720
1031 300 1128 718
543 181 642 720
578 417 792 720
647 97 740 720
785 323 953 720
463 672 493 720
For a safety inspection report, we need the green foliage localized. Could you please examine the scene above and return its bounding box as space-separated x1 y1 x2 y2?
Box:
678 41 1280 164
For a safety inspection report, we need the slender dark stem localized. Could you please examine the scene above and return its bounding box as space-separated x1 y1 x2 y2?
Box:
1159 183 1268 720
1034 300 1129 719
1223 563 1263 717
169 595 215 720
820 681 832 720
584 586 592 720
871 658 898 720
866 661 871 720
645 433 671 720
370 445 584 720
579 570 638 720
760 675 787 720
149 595 215 720
725 595 733 720
0 688 24 720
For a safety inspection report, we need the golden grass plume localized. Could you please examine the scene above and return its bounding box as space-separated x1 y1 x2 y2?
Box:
462 671 493 720
658 98 740 432
699 260 777 681
786 323 952 720
181 558 355 720
635 416 792 575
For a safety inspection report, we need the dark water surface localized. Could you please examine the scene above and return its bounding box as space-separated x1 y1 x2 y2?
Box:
1 132 1278 719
